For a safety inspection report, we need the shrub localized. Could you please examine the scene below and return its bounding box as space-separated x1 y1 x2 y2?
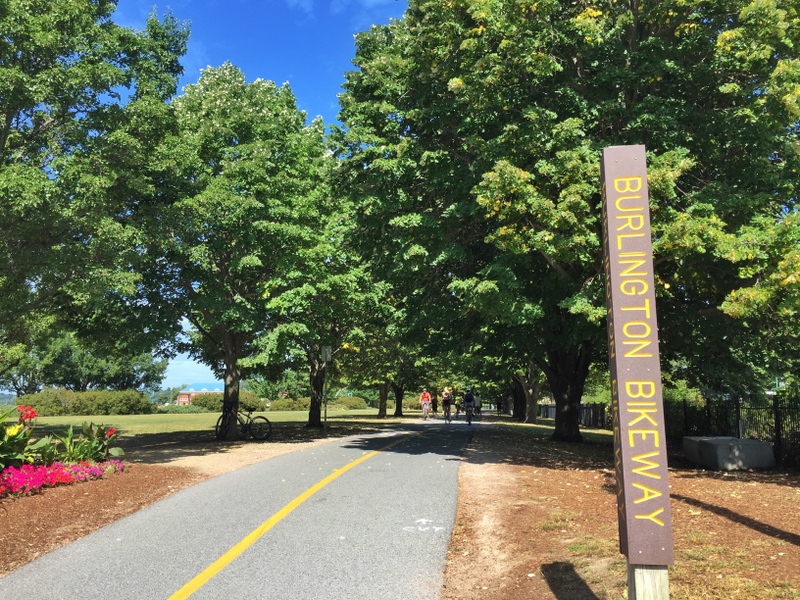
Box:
189 393 222 412
783 431 800 469
26 388 75 417
190 391 265 412
269 397 311 411
102 390 153 415
331 396 368 410
331 388 380 407
402 396 420 411
26 388 152 416
157 403 205 414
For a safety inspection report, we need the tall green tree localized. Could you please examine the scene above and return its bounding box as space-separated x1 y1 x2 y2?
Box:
336 0 800 441
0 2 188 374
133 63 331 436
0 332 167 394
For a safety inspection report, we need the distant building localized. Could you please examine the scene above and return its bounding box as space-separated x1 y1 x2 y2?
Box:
176 383 224 405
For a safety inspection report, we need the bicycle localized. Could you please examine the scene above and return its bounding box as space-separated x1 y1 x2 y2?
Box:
465 403 474 425
215 406 272 441
442 402 452 424
422 402 431 420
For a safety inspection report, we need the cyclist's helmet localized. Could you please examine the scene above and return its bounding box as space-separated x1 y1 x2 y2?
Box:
465 387 471 392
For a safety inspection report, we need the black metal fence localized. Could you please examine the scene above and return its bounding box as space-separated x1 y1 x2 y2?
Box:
538 403 608 428
664 394 800 467
539 396 800 467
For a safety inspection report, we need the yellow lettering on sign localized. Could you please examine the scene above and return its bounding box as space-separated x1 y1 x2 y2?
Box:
631 451 662 479
616 213 645 231
625 381 656 398
623 340 652 358
619 252 647 276
632 482 663 504
614 177 643 194
620 279 648 295
628 429 660 447
616 232 645 250
635 508 665 526
627 407 658 427
621 298 651 318
623 321 650 338
613 177 644 212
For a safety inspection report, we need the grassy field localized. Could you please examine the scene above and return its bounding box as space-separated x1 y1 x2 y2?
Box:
33 409 410 438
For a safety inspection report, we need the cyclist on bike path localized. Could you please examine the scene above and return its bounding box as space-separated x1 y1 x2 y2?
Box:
463 387 476 425
441 387 453 423
419 388 432 419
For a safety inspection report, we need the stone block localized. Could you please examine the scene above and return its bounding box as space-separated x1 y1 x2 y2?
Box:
682 436 775 471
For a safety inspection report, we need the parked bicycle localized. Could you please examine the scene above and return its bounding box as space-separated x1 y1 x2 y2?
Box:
215 406 272 441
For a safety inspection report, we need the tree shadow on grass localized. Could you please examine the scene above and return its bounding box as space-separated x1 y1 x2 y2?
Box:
33 420 395 465
540 562 601 599
671 493 800 547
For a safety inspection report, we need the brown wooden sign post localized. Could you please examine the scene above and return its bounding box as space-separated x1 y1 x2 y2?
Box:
601 145 674 599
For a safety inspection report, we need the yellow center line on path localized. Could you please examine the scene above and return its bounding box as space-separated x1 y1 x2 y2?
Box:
168 433 416 599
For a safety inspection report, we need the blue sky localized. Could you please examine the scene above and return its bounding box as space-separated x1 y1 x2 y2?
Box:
116 0 408 127
113 1 408 388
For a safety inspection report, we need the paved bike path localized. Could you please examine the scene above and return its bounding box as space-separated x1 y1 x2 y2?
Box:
0 422 474 599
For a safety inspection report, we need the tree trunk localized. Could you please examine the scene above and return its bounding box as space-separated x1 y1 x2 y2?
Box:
392 382 404 417
221 358 241 441
307 354 326 428
541 342 593 443
525 379 541 423
377 381 389 418
511 378 526 421
513 361 541 424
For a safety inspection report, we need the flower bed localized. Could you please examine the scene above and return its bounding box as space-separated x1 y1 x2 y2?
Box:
1 404 128 498
0 460 128 498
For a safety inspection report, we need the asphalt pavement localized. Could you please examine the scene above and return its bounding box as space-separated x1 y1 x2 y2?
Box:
0 420 475 600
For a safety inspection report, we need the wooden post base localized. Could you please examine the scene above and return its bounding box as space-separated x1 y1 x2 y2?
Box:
628 564 670 600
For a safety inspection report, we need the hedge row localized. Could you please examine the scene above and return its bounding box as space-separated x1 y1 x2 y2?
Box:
268 397 368 412
188 391 265 413
25 388 153 417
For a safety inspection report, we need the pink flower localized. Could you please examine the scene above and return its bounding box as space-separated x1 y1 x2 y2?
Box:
0 459 129 498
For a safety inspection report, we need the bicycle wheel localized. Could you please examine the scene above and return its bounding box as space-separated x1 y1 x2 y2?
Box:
249 416 272 440
215 413 229 440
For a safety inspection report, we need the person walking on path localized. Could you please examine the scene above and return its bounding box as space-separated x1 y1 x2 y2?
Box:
419 388 432 420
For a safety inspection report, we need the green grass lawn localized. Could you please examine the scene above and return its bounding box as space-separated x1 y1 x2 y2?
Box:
33 408 398 438
32 410 615 450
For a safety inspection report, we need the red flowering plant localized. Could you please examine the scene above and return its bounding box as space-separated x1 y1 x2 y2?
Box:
17 404 38 424
53 422 123 463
